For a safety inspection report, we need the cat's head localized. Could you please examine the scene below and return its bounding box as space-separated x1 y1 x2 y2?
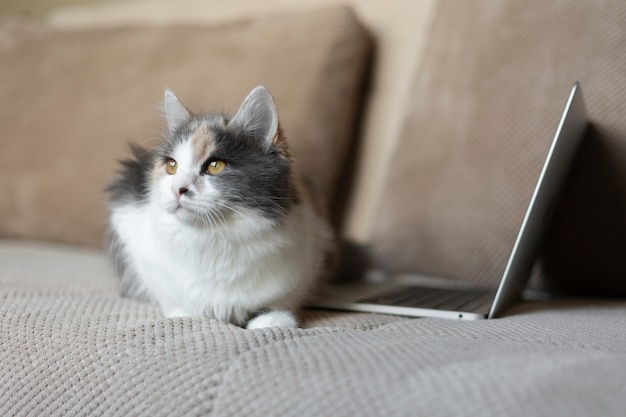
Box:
150 86 298 228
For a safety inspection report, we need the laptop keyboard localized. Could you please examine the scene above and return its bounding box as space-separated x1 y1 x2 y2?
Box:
357 285 494 312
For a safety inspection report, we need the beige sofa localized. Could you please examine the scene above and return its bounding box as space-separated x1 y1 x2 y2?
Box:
2 1 626 415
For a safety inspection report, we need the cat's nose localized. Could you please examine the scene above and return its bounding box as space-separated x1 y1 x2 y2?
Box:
172 184 190 198
171 176 192 198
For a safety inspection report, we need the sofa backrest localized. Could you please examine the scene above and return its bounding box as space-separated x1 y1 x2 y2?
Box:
367 0 626 295
0 6 370 247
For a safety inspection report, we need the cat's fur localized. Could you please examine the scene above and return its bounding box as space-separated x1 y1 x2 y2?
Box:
107 86 334 329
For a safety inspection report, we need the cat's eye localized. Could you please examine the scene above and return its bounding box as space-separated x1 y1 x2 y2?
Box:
166 158 178 175
206 160 226 175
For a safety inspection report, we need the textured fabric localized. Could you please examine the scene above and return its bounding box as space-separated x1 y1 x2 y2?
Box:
370 0 626 292
44 0 441 243
2 241 626 416
0 6 370 247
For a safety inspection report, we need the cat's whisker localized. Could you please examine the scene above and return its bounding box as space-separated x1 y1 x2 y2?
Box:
212 201 254 223
214 206 258 233
211 205 230 229
116 198 150 209
202 208 215 227
207 209 229 242
193 203 214 225
201 207 230 243
210 208 228 230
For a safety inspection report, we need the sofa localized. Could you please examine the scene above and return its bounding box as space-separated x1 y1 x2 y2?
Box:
2 0 626 416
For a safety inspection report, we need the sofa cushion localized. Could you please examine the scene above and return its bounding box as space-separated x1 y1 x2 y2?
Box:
1 240 626 416
0 6 370 247
369 0 626 294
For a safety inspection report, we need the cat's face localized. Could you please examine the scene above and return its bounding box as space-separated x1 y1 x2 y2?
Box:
150 87 298 227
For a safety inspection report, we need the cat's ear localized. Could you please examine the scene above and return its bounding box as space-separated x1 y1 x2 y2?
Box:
163 89 191 132
229 86 280 149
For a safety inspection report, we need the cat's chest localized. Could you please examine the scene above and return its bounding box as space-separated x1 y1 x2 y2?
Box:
113 204 278 286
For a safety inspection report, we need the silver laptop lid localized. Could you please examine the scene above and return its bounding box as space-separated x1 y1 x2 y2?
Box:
488 81 588 318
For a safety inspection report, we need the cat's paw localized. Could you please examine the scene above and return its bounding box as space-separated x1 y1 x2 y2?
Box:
163 307 191 318
246 310 297 329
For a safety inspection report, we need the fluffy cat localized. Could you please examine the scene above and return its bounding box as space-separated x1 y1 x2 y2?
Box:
107 86 335 329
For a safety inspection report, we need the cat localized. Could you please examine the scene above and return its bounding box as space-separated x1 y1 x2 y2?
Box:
107 86 335 329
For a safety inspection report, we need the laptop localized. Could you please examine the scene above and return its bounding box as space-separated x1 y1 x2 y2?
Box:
310 82 588 320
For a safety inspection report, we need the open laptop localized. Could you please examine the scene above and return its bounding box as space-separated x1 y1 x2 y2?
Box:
310 82 588 320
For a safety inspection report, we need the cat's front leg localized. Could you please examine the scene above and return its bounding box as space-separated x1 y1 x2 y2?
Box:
159 299 192 318
164 308 192 318
245 310 297 329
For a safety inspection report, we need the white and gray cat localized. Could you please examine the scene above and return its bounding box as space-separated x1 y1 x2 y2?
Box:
107 86 335 329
